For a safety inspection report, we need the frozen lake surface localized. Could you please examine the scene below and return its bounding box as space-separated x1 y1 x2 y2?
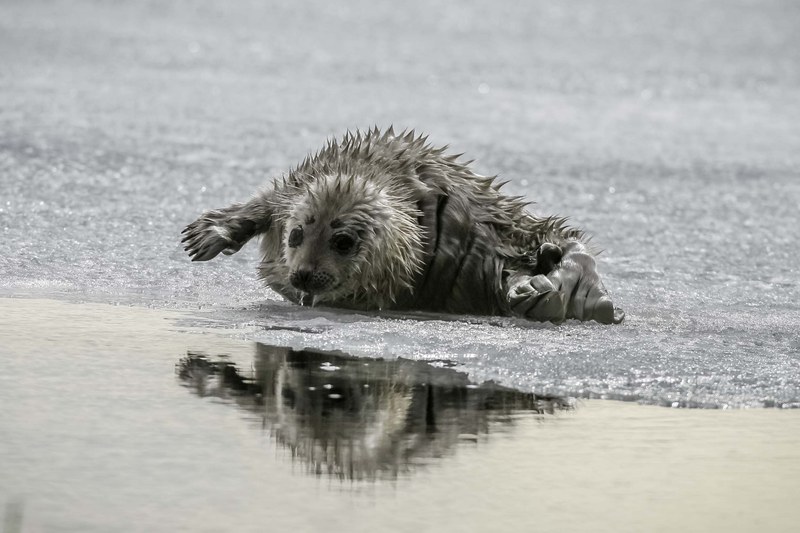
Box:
2 0 800 531
1 0 799 409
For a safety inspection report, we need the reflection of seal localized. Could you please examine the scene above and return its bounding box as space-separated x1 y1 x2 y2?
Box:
177 345 561 480
182 128 624 324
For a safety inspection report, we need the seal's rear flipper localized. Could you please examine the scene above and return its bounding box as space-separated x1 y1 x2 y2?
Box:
548 242 624 324
506 241 625 325
506 273 567 324
531 242 563 276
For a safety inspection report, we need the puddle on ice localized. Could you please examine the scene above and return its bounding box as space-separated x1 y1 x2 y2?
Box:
176 344 565 481
1 298 799 533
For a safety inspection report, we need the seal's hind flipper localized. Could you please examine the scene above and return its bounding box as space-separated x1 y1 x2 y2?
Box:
544 242 624 324
531 242 563 276
506 273 567 324
506 241 624 325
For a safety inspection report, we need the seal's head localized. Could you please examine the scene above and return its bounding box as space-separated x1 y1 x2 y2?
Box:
280 174 424 308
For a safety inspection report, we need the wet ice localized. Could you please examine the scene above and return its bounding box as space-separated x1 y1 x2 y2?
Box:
1 0 798 409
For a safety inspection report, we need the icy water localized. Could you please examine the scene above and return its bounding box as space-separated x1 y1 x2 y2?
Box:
2 299 799 533
1 0 800 530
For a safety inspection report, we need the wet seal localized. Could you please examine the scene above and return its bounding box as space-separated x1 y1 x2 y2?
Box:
182 128 624 324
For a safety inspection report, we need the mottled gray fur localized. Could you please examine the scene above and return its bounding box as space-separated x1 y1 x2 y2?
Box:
182 128 624 324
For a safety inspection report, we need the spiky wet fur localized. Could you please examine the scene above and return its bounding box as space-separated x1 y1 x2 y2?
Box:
252 127 585 312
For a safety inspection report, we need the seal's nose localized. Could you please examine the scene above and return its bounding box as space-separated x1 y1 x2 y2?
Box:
289 269 313 291
290 267 334 293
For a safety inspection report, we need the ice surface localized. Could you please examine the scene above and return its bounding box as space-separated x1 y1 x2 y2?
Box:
1 0 798 407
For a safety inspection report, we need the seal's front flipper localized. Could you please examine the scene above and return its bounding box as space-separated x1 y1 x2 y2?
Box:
182 197 272 261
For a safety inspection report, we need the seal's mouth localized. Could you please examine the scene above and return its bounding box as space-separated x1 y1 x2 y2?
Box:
297 282 342 307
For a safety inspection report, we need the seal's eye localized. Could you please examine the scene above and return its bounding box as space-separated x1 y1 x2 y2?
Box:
288 226 304 248
330 233 356 255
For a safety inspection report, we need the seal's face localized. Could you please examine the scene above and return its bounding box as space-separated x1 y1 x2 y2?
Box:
279 174 424 308
282 213 362 297
282 174 385 303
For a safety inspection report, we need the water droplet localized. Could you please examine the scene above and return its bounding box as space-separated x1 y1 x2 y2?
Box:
477 82 491 95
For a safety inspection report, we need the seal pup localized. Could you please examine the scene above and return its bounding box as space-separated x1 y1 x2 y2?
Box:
182 127 624 324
